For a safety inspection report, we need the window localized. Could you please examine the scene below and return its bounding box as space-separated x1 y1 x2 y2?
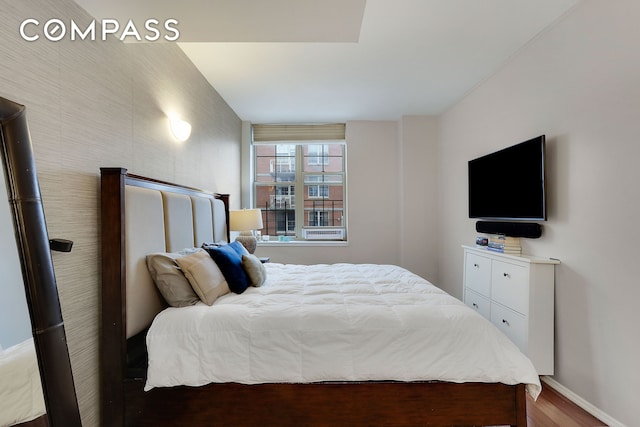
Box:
306 144 329 165
308 184 328 198
253 124 346 241
308 211 329 227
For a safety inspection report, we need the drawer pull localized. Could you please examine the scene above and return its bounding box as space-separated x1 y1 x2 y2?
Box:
472 303 479 308
474 263 479 268
502 319 510 327
503 272 510 278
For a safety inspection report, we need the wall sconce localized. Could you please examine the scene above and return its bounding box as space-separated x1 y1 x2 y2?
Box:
169 116 192 142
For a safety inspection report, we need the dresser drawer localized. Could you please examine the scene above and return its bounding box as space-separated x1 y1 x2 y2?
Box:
464 289 491 319
462 246 558 375
491 260 529 315
491 303 528 353
464 252 491 297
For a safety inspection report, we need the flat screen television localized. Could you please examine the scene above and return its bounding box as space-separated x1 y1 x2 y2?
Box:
468 135 546 221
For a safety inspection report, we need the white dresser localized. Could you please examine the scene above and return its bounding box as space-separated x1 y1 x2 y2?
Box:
462 245 560 375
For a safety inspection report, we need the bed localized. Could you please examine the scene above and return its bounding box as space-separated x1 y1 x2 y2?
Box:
0 338 47 427
100 167 538 427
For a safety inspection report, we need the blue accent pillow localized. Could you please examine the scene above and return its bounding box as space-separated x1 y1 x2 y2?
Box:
205 243 250 294
228 240 249 256
202 240 248 256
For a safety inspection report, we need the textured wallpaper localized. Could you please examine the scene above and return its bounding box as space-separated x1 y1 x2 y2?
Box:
0 0 242 424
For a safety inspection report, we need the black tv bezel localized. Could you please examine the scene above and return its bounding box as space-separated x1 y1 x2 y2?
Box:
468 135 546 222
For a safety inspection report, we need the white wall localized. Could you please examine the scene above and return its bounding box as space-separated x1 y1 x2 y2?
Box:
437 1 639 424
0 0 242 424
399 116 438 282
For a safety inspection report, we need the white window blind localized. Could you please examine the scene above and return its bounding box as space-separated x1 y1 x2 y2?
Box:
253 123 345 143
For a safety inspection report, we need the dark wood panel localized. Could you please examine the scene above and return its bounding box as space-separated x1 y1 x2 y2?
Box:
14 414 49 427
100 168 127 427
124 379 526 427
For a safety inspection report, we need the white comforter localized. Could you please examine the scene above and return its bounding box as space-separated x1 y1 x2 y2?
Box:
145 263 541 398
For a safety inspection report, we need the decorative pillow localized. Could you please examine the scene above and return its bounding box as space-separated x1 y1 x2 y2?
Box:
229 240 250 256
174 249 230 305
204 243 250 294
242 254 267 287
202 241 248 255
202 242 222 249
146 248 202 307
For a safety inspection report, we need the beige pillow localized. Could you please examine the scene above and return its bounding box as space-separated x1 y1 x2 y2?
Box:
175 249 230 305
146 249 201 307
242 254 267 287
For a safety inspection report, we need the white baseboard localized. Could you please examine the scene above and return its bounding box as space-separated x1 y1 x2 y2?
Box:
540 376 626 427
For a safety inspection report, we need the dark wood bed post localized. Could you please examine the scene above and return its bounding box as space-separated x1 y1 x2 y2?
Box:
100 167 128 427
516 382 528 426
219 193 230 243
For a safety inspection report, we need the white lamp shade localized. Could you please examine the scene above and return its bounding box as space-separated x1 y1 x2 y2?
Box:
229 209 263 231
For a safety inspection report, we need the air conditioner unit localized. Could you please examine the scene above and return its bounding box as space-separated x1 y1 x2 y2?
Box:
302 228 345 240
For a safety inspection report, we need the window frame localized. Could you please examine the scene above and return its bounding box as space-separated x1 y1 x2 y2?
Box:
253 141 346 242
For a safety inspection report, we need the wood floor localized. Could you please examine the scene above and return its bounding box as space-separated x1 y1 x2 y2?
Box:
526 383 607 426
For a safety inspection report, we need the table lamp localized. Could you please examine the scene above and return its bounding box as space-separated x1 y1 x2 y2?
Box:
229 209 263 254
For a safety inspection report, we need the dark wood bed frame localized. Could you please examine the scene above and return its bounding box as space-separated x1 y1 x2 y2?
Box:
100 167 528 427
15 415 49 427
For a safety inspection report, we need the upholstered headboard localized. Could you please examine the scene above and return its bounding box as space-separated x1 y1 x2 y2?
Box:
100 168 230 407
101 168 229 339
123 185 228 337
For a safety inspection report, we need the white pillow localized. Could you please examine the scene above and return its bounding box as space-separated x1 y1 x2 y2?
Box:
146 248 201 307
242 254 267 287
175 249 230 305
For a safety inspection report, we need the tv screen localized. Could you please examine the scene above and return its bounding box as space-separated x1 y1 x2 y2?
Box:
468 135 546 221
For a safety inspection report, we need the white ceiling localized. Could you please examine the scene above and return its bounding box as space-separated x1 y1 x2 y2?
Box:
74 0 580 123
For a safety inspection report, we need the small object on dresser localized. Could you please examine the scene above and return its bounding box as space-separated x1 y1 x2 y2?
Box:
475 236 488 247
487 235 522 255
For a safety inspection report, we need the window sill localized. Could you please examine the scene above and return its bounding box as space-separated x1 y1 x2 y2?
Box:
257 240 349 247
